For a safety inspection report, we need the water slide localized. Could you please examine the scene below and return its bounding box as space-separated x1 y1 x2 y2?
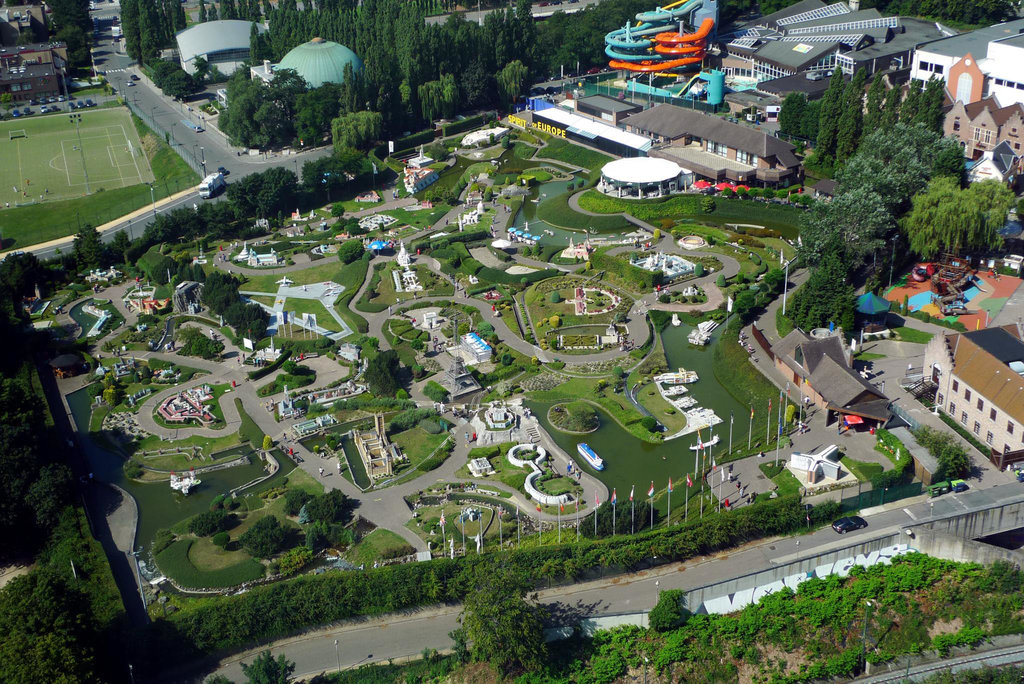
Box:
605 0 717 75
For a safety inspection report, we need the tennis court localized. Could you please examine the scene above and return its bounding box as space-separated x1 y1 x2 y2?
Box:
0 107 155 207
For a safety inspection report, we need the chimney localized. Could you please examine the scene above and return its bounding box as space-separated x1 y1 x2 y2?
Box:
848 0 860 9
263 59 270 70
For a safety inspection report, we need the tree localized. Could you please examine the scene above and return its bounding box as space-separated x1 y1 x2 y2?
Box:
189 509 227 536
0 570 99 683
262 435 272 451
799 186 892 268
294 83 342 146
495 60 528 107
815 68 846 167
914 426 971 481
198 0 208 22
863 73 886 134
331 110 383 153
778 92 806 137
240 650 295 684
641 415 658 432
239 515 286 558
454 564 546 674
192 56 211 85
72 224 104 271
880 84 901 128
903 178 1014 258
365 349 401 397
789 250 855 334
835 67 867 164
649 589 687 631
303 490 349 524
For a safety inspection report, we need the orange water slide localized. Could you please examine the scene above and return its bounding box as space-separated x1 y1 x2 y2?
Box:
653 17 714 55
609 55 704 72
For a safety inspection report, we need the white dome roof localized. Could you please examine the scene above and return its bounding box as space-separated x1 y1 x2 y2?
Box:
601 157 683 184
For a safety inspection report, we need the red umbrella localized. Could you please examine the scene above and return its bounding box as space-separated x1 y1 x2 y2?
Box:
735 184 751 191
693 179 712 189
714 182 732 191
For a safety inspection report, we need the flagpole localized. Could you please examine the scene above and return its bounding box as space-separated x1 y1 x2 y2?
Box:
517 506 520 548
766 398 771 446
631 495 634 534
668 482 671 526
718 462 723 513
776 391 783 466
650 496 653 530
700 449 705 519
748 406 753 450
461 515 465 556
729 410 734 456
557 505 561 544
538 513 542 546
576 500 580 540
498 509 502 548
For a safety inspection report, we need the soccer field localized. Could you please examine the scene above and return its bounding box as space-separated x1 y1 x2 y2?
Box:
0 108 155 207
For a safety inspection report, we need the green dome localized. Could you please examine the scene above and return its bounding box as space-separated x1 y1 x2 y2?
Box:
278 37 363 88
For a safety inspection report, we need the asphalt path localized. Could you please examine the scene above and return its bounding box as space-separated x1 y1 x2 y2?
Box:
426 0 605 25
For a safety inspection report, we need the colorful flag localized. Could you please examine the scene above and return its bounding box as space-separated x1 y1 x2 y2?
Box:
696 429 703 450
560 503 564 513
768 398 772 413
629 485 634 502
686 474 693 487
668 478 673 493
595 492 600 507
750 405 755 419
611 488 617 505
647 481 655 497
440 511 446 527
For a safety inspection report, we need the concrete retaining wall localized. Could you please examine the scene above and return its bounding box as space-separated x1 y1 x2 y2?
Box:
911 528 1024 567
923 499 1024 540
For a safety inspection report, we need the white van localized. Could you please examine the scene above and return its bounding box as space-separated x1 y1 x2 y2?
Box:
198 172 225 199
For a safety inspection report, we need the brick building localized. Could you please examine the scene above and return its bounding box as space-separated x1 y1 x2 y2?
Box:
944 96 1024 158
0 5 47 47
0 41 67 102
924 325 1024 466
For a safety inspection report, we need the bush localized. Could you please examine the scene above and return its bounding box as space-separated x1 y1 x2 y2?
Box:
239 516 287 559
701 197 716 213
423 381 450 404
123 459 143 479
304 490 350 524
694 263 705 277
716 274 726 287
283 489 313 517
278 547 314 577
649 589 687 631
189 510 227 537
548 291 561 304
641 416 658 432
212 532 230 549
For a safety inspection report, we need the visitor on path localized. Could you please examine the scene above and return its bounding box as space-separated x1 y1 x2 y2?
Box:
319 467 325 477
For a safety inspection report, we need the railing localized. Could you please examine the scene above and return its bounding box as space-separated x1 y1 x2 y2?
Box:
125 99 206 178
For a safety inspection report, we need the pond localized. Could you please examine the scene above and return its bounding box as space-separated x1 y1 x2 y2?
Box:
68 299 98 339
529 324 762 513
67 387 294 557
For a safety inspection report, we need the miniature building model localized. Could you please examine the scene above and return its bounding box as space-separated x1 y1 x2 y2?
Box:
173 281 204 314
443 355 481 398
353 414 405 479
468 457 495 477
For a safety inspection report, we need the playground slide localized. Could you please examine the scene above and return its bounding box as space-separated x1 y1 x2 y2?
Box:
605 0 715 74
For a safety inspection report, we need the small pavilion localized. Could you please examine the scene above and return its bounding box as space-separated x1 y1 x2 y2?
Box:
855 292 891 327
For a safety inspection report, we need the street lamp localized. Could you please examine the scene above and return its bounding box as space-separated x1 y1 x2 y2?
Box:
69 113 91 194
199 146 206 176
147 183 156 216
887 236 898 289
334 639 341 673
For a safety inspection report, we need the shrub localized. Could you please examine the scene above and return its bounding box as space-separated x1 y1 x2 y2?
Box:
278 547 314 577
649 589 687 631
212 532 230 549
304 490 350 524
123 459 143 479
283 489 313 516
189 510 227 537
701 197 716 213
548 291 561 304
716 274 726 287
549 316 561 329
423 381 450 404
641 416 658 432
694 263 705 277
239 516 287 559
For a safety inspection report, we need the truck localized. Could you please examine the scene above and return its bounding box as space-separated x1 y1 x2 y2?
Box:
198 172 225 199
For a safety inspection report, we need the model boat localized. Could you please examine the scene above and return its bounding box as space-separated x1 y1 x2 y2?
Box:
577 443 605 471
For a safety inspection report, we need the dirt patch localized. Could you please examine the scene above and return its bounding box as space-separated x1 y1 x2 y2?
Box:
928 616 963 639
139 133 160 161
444 662 501 684
735 643 808 683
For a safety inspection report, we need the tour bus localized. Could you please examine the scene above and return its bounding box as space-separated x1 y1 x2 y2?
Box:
198 172 226 199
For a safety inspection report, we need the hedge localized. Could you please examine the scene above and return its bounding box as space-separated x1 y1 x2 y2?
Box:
165 496 834 655
247 348 293 381
411 229 490 253
441 112 493 137
374 129 436 159
478 265 558 285
590 251 662 289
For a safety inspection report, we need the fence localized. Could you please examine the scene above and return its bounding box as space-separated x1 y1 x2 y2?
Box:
838 481 922 513
577 80 721 113
888 403 920 431
125 99 206 178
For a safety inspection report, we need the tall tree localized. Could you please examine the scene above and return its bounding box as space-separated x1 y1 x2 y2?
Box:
121 0 141 62
835 67 868 164
454 565 547 675
198 0 208 22
789 250 856 334
880 84 901 128
778 92 806 137
815 68 846 168
862 73 886 135
72 224 104 271
240 650 295 684
495 60 528 108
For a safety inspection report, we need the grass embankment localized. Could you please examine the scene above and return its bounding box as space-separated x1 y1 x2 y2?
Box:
891 326 935 344
156 539 265 589
344 529 415 565
537 138 613 174
841 456 885 482
529 376 659 443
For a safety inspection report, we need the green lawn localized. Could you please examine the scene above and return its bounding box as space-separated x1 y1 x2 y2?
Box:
345 528 415 565
539 138 613 171
391 427 449 469
635 382 689 433
891 327 935 344
235 398 265 446
759 462 802 497
240 260 345 293
853 352 887 361
279 297 342 333
155 538 265 589
384 204 450 229
841 456 884 482
0 107 198 249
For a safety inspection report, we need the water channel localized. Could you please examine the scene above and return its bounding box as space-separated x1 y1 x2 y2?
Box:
66 386 294 554
530 324 769 511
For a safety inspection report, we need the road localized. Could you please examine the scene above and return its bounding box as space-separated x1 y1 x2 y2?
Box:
426 0 604 25
206 481 1024 682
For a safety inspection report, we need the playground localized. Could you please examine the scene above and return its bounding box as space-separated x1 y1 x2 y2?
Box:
0 108 154 207
885 257 1022 330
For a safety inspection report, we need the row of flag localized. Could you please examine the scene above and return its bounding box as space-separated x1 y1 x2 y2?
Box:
277 311 318 329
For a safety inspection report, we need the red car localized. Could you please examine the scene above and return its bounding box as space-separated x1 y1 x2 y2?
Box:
586 67 603 74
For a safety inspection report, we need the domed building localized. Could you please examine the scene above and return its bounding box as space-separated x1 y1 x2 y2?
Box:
276 37 363 88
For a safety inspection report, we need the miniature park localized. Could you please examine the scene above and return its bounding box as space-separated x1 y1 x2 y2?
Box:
6 0 1024 679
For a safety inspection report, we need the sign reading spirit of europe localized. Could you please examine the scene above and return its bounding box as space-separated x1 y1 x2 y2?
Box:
507 114 567 138
699 544 914 614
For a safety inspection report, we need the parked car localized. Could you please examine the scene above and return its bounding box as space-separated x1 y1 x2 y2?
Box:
127 81 135 87
951 479 969 492
85 99 95 107
131 73 140 80
11 109 20 118
831 516 867 534
216 166 229 176
29 98 38 105
40 105 49 113
586 66 602 74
